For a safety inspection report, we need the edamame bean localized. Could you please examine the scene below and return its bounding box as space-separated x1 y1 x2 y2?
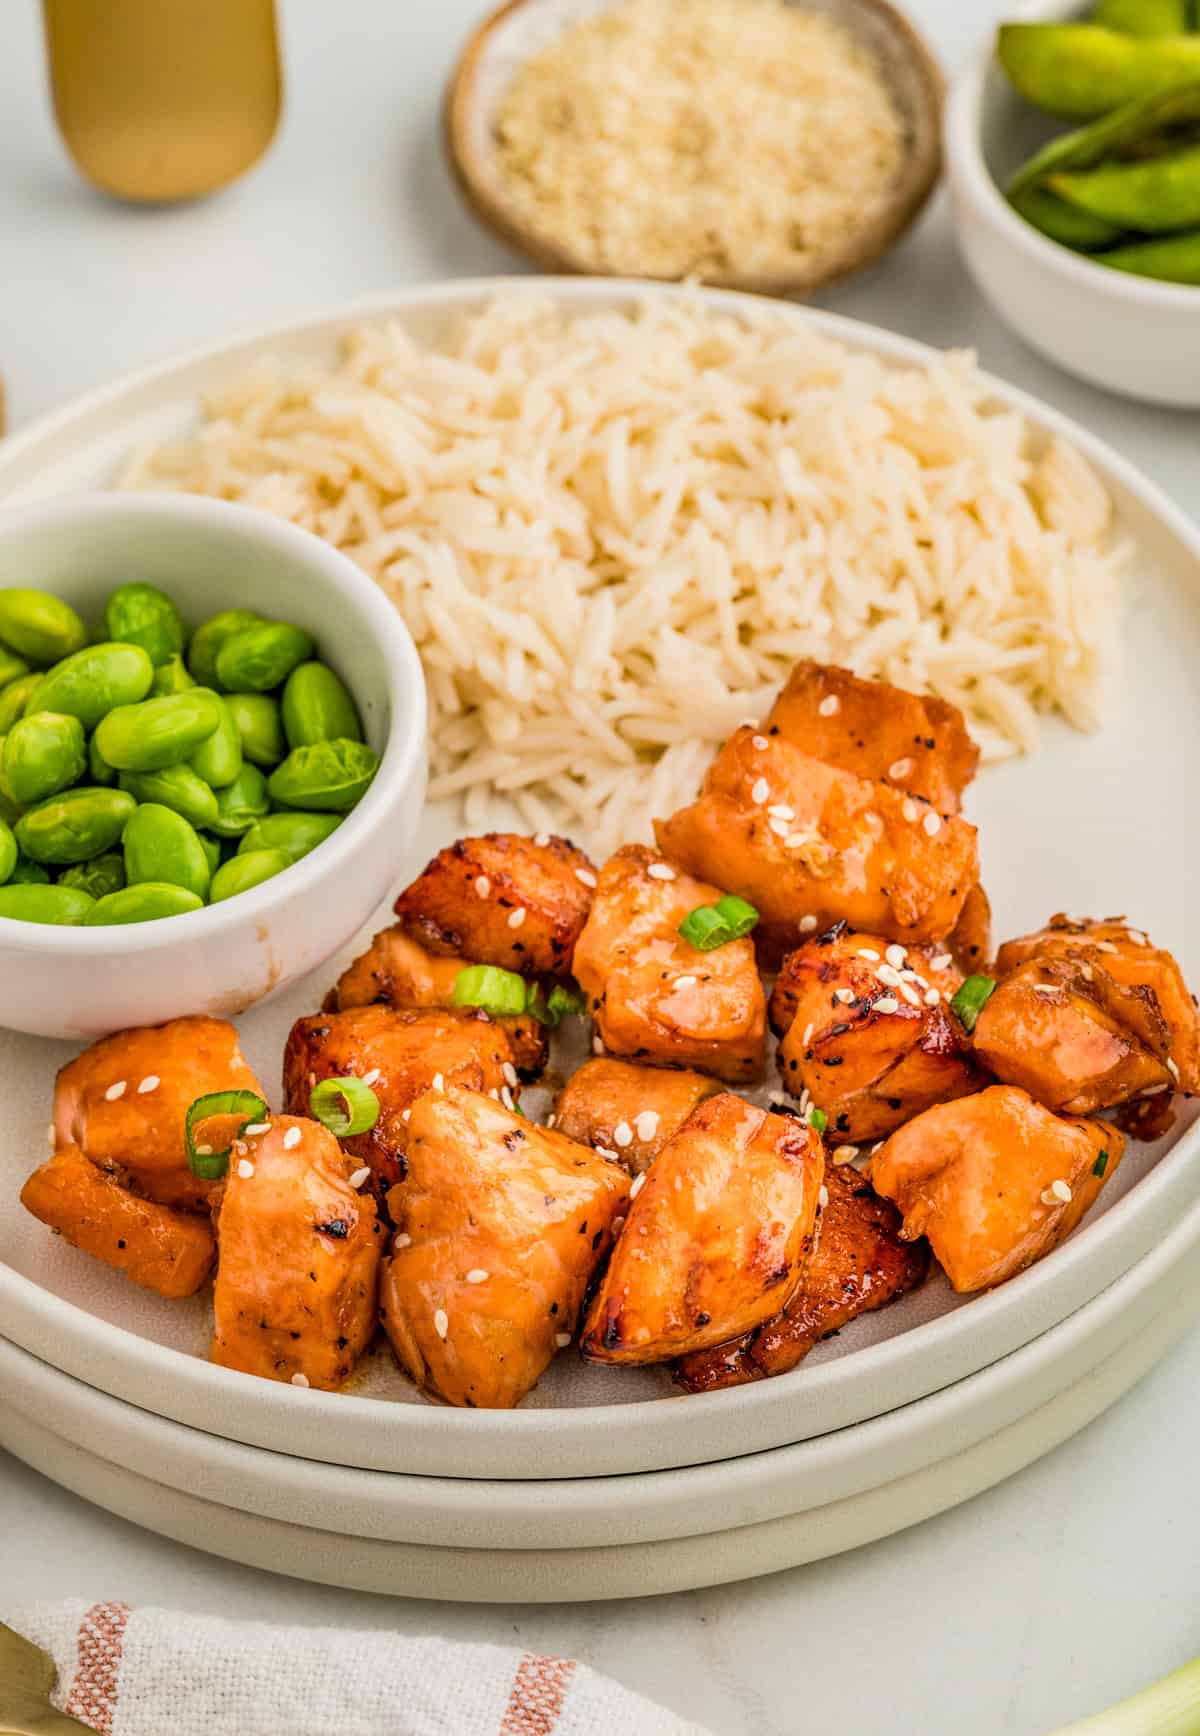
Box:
0 589 88 667
209 847 291 904
197 832 223 876
267 740 380 812
188 690 243 789
88 735 117 787
226 692 286 767
0 819 16 885
0 647 29 689
4 713 87 805
997 25 1200 119
151 654 196 697
119 764 220 830
104 582 185 666
237 810 341 862
94 689 222 772
281 661 363 748
1050 142 1200 231
0 675 43 735
1009 183 1123 249
8 856 49 885
23 641 154 730
84 883 205 925
187 609 262 688
0 883 94 924
1094 0 1189 36
1098 226 1200 279
16 787 136 864
60 852 126 899
208 763 271 836
123 802 212 899
215 622 315 694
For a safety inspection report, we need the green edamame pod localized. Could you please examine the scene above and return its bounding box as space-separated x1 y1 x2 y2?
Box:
238 810 341 862
1009 183 1124 249
197 832 223 875
226 692 287 767
0 647 30 689
281 661 363 748
123 802 212 899
0 674 43 734
4 712 87 805
209 847 291 904
23 641 154 730
60 852 126 900
0 819 16 885
215 622 315 694
267 740 380 812
15 787 136 865
8 856 49 884
0 589 88 667
1010 84 1200 198
151 653 197 697
84 883 205 925
88 735 117 788
119 764 220 830
94 689 222 772
1094 0 1189 35
104 582 185 666
1050 141 1200 231
208 763 271 837
1098 225 1200 278
997 25 1200 118
188 690 243 789
0 883 94 924
186 609 263 688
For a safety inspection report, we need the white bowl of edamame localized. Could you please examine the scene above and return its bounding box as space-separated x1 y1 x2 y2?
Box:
0 493 427 1039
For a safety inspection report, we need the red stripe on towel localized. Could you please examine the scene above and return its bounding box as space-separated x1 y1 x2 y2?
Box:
64 1601 130 1734
499 1652 577 1734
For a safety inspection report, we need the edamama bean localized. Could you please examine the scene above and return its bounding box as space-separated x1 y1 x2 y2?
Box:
104 582 185 666
16 786 136 865
85 883 205 925
281 661 363 748
151 654 196 698
1098 226 1200 279
60 852 126 899
998 25 1200 119
0 647 29 689
226 692 286 767
4 712 87 805
0 589 89 667
188 690 243 789
94 689 222 772
209 847 291 904
1010 183 1123 249
123 802 212 899
24 641 154 730
0 819 16 885
238 810 341 862
1094 0 1189 35
1050 141 1200 231
8 857 49 884
119 764 220 830
208 763 271 837
0 675 43 735
0 883 94 924
187 609 263 688
267 739 380 812
215 622 315 694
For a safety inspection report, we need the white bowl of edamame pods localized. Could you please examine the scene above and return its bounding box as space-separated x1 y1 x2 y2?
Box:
945 0 1200 406
0 493 427 1039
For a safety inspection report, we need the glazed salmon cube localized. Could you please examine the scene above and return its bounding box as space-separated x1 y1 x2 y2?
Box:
553 1057 723 1175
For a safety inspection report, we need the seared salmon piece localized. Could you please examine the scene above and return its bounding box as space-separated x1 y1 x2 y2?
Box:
282 1005 518 1193
764 660 979 814
393 832 596 977
572 845 767 1083
654 728 978 955
325 922 549 1076
21 1144 216 1299
580 1094 824 1365
871 1084 1123 1293
210 1114 382 1389
553 1057 722 1175
996 916 1200 1094
53 1016 266 1213
674 1164 929 1391
769 924 982 1142
379 1087 629 1409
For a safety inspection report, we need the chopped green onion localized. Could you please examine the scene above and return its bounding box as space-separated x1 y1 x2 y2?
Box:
808 1107 828 1134
1092 1149 1110 1179
186 1089 269 1180
679 895 760 951
309 1076 381 1137
452 963 528 1018
713 894 759 939
950 973 997 1033
545 981 587 1024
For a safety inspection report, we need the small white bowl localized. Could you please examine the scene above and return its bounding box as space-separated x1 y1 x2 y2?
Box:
0 493 427 1040
945 0 1200 407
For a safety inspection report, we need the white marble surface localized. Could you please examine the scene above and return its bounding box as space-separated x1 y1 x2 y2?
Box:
1 2 1198 1731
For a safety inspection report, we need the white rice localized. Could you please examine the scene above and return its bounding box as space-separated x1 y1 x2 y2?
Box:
120 292 1126 851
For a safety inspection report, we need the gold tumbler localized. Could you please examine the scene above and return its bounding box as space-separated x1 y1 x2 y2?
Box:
41 0 282 203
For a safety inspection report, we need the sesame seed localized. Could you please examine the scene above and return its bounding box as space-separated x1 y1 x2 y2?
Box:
832 1145 858 1166
500 1085 515 1110
402 1107 412 1121
899 983 923 1008
784 832 811 850
1095 940 1119 954
767 804 795 821
555 1332 572 1349
1142 1083 1170 1096
769 816 791 837
237 1158 255 1179
834 988 855 1004
613 1120 634 1148
466 1269 489 1284
931 953 953 971
861 1273 873 1295
1127 929 1150 946
876 963 903 987
502 1061 519 1088
888 757 914 780
46 1122 56 1149
751 778 770 805
593 1036 606 1054
818 695 840 717
233 1140 248 1156
393 1232 412 1250
362 1068 381 1087
104 1081 127 1101
1032 984 1058 997
546 1113 556 1129
291 1372 310 1388
874 995 900 1014
674 974 698 990
799 915 818 933
923 811 942 838
1167 1057 1180 1081
798 1088 811 1116
752 734 770 750
243 1121 271 1137
575 867 597 888
857 948 880 962
802 1023 814 1046
534 832 551 847
137 1075 160 1095
434 1309 449 1340
1080 963 1094 981
596 1146 621 1161
900 969 926 986
885 944 907 969
634 1110 659 1141
924 988 941 1007
475 875 491 898
432 1072 445 1092
349 1166 371 1189
902 800 919 823
630 1173 646 1199
818 1186 829 1210
612 1216 626 1235
647 862 676 881
1042 1180 1073 1206
508 906 527 929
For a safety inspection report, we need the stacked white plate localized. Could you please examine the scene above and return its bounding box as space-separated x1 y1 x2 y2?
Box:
1 282 1198 1601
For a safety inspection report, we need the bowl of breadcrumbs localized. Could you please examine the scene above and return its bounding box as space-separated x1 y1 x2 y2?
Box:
445 0 943 295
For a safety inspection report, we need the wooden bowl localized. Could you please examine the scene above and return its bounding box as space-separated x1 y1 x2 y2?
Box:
445 0 944 298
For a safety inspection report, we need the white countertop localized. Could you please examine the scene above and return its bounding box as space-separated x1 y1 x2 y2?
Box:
2 3 1198 1732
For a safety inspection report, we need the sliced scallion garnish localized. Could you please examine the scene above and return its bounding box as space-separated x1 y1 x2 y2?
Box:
545 982 587 1025
185 1089 269 1180
452 963 529 1018
309 1075 381 1137
678 895 760 952
808 1107 828 1134
713 894 759 938
950 973 996 1033
1092 1149 1110 1179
